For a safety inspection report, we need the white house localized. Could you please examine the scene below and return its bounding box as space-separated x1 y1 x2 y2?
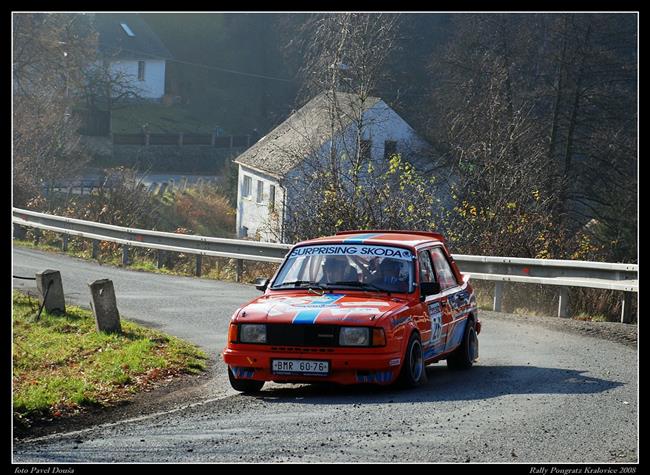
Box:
234 91 435 243
93 13 171 99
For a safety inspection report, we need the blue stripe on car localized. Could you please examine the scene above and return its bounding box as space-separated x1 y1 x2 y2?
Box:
292 309 323 324
342 233 381 243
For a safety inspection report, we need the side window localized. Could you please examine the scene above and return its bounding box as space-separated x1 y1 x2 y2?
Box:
430 247 458 290
418 250 436 283
242 175 252 198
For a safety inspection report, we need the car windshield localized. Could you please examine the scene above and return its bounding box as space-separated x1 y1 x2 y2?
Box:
271 243 415 293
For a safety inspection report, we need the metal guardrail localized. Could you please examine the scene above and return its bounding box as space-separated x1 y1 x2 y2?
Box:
12 208 638 322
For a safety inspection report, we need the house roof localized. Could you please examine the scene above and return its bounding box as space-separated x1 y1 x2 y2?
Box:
234 91 382 178
92 13 173 61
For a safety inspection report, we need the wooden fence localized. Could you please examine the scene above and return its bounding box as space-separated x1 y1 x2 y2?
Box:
112 133 252 148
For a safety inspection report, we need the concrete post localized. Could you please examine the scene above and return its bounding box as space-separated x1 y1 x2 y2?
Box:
88 279 121 334
195 254 203 277
558 287 570 318
35 269 66 315
493 282 504 312
620 292 634 323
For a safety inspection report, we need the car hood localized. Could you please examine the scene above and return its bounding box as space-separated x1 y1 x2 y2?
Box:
234 292 407 325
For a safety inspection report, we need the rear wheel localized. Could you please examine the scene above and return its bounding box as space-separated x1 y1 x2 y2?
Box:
228 367 265 393
447 318 479 370
397 333 428 388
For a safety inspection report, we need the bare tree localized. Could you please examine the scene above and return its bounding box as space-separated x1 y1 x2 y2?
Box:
427 13 636 261
13 13 97 207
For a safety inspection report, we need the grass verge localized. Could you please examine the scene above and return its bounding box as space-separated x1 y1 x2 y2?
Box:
12 291 208 428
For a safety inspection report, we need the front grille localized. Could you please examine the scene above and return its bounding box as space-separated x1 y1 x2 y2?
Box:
266 324 340 347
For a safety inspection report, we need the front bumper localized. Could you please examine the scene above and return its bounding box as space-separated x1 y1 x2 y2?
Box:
223 346 403 385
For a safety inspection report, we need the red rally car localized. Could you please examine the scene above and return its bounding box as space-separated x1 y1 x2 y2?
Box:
222 230 481 392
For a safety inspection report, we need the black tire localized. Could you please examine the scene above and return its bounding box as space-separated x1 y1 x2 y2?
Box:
397 333 428 388
228 367 265 393
447 317 479 370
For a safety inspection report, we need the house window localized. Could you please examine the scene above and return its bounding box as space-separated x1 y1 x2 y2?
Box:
269 185 276 212
360 139 372 160
256 180 264 204
384 140 398 160
242 175 252 198
137 61 145 81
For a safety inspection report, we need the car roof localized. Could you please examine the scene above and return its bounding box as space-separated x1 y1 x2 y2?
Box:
298 230 445 249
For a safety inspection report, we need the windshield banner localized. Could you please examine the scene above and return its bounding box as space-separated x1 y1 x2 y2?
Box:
289 245 413 261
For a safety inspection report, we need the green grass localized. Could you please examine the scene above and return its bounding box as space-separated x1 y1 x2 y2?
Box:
111 103 220 134
12 291 207 425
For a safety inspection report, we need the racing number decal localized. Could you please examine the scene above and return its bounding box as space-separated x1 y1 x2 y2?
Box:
427 302 443 344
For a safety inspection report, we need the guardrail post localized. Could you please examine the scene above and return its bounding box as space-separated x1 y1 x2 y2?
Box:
36 269 66 315
236 259 243 283
33 229 41 246
13 223 26 240
195 254 203 277
92 240 99 259
88 279 121 334
61 235 68 252
157 250 165 269
620 292 634 323
558 287 570 318
493 282 504 312
122 245 130 266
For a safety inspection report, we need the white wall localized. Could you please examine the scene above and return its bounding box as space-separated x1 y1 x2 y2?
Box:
109 59 166 99
236 164 285 242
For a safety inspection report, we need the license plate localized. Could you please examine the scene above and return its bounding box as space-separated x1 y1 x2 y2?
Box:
272 359 329 376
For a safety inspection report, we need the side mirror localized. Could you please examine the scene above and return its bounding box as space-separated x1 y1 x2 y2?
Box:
420 282 441 300
254 277 269 292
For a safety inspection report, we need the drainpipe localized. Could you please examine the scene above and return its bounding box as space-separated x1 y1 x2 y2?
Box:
280 179 287 244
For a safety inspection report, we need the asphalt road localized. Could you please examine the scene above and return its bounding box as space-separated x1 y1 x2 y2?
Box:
12 247 638 463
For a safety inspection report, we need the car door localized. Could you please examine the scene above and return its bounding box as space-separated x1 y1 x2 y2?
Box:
428 246 468 353
417 249 447 362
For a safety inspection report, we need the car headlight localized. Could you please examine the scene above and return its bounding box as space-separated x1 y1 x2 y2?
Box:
339 327 370 346
239 324 267 344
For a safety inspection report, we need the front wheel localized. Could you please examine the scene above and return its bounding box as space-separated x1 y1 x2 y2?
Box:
447 318 479 370
397 333 428 388
228 367 265 393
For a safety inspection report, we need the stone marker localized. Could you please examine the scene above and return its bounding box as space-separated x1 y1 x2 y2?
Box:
88 279 122 334
35 269 66 314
